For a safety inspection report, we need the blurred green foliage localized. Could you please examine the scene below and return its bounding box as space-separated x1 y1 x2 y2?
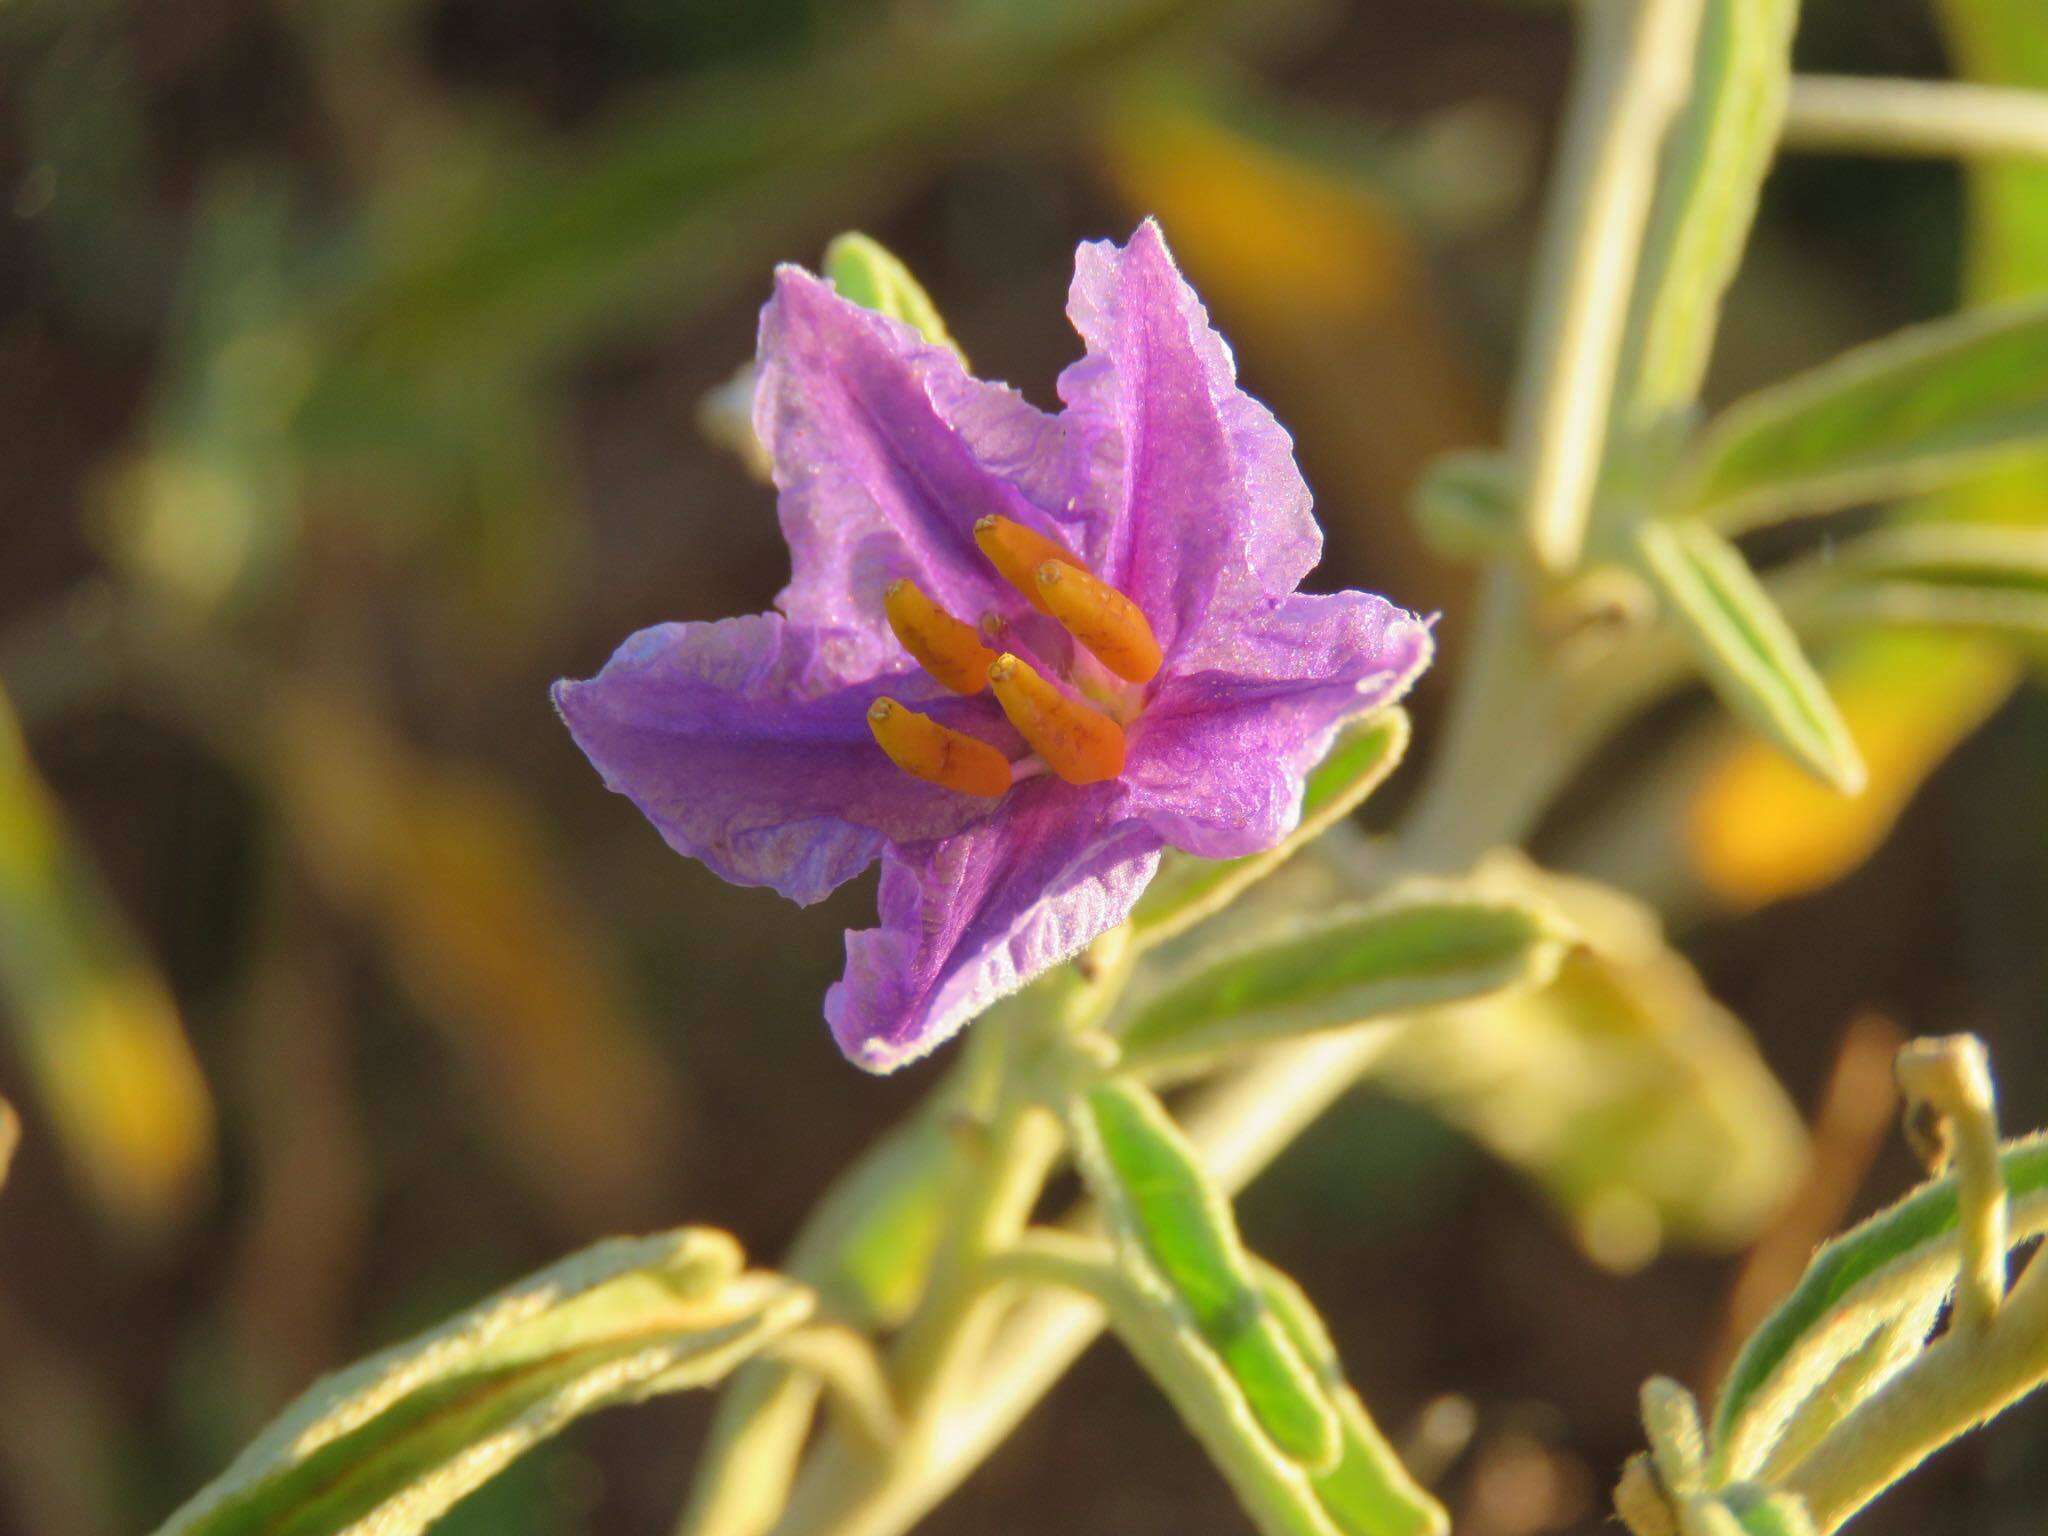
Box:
1 0 2046 1533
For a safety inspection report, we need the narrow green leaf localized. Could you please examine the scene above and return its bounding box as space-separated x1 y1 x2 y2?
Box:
1255 1264 1449 1536
1078 1082 1342 1473
1634 520 1865 792
1679 296 2048 531
822 233 964 362
1712 1132 2048 1480
1132 711 1410 951
1800 522 2048 637
1618 0 1799 423
1119 882 1571 1073
783 1110 963 1330
155 1228 812 1536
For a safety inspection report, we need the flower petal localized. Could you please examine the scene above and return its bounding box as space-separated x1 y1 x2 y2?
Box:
1122 591 1432 858
824 783 1162 1072
1058 220 1321 653
553 613 1012 906
756 268 1081 683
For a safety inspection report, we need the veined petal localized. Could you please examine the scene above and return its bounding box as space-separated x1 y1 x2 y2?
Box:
553 613 1013 906
824 784 1162 1072
1057 220 1321 655
1123 591 1432 858
756 269 1081 682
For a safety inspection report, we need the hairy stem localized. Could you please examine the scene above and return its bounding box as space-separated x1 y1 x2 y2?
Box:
1785 1251 2048 1531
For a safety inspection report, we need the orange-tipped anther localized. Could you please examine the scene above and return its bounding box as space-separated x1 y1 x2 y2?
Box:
987 653 1126 785
884 579 997 695
867 699 1012 798
1034 560 1162 684
974 515 1078 616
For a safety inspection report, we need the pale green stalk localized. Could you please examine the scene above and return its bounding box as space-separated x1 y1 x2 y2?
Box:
1783 75 2048 163
1510 0 1709 570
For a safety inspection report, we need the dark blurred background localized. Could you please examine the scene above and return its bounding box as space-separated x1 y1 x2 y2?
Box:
2 0 2045 1532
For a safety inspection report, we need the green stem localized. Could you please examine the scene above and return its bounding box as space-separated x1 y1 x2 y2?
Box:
888 1093 1064 1420
1510 0 1708 571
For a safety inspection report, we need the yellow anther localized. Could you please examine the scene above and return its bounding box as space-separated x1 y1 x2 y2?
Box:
973 515 1078 617
987 653 1126 786
1034 560 1162 684
867 699 1012 798
883 579 997 695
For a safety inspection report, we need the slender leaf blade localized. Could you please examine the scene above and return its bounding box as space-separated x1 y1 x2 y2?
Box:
1078 1082 1341 1473
1712 1133 2048 1479
1679 296 2048 530
1255 1263 1449 1536
1619 0 1800 422
1801 522 2048 636
155 1229 811 1536
1635 520 1864 791
1120 883 1570 1072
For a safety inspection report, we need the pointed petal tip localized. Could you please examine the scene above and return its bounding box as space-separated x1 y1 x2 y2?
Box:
823 979 964 1076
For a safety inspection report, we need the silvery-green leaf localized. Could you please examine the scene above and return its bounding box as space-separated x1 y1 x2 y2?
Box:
1796 522 2048 637
1076 1081 1342 1473
1634 519 1865 792
1255 1263 1449 1536
1618 0 1799 423
1132 712 1410 951
1678 295 2048 531
1711 1132 2048 1481
822 233 964 362
155 1228 811 1536
1119 879 1571 1074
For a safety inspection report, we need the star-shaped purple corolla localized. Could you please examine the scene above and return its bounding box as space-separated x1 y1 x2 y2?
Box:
554 221 1431 1073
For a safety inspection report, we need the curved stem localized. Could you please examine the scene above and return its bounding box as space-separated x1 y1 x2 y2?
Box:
767 1325 901 1459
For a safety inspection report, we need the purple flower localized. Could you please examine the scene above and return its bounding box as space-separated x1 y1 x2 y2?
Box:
554 221 1430 1073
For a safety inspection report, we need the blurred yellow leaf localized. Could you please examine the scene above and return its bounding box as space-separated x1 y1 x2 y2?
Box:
0 693 216 1236
1373 856 1807 1270
265 688 686 1228
1688 633 2017 908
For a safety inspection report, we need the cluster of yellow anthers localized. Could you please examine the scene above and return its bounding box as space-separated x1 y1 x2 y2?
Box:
866 515 1163 797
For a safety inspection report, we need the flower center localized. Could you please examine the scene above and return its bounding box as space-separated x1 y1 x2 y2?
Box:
866 515 1162 796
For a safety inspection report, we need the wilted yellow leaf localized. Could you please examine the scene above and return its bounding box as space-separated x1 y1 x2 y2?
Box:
0 694 216 1236
1687 633 2017 908
265 688 686 1228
